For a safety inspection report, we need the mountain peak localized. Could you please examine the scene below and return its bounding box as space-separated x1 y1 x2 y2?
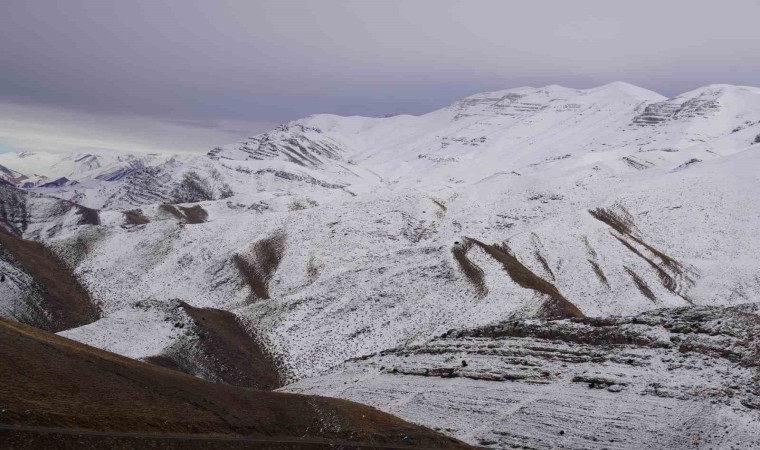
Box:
586 81 665 100
673 84 760 100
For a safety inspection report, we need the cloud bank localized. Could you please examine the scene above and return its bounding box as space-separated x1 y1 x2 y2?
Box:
0 102 274 155
1 0 759 154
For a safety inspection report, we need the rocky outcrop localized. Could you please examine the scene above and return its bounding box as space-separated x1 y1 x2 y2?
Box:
208 124 348 168
285 303 760 449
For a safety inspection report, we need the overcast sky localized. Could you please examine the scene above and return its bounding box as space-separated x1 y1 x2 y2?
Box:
2 0 759 155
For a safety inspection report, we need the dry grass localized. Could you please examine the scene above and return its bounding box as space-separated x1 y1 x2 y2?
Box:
590 206 686 274
159 204 184 221
233 231 286 301
430 198 447 219
467 238 584 319
451 240 488 298
624 266 658 303
430 199 447 212
305 254 324 285
147 302 282 390
0 318 469 449
533 249 555 281
159 204 208 224
122 209 150 225
588 259 610 287
588 206 637 236
590 206 694 303
177 205 208 224
581 235 598 259
76 204 100 226
0 232 100 332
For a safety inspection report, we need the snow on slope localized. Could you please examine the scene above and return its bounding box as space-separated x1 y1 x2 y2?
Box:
29 83 760 379
0 186 101 331
293 82 760 188
25 138 379 210
231 144 760 379
16 82 760 210
284 303 760 448
2 82 760 447
0 164 34 186
0 150 183 181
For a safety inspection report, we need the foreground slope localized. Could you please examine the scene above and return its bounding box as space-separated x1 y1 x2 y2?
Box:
0 318 468 449
0 185 101 331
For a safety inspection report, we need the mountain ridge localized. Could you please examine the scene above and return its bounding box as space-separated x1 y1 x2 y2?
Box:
1 81 760 448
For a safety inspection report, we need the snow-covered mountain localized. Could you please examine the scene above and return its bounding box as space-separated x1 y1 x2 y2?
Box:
2 82 760 448
0 150 192 192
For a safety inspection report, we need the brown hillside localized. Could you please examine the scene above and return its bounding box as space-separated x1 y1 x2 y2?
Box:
0 318 468 449
0 232 100 332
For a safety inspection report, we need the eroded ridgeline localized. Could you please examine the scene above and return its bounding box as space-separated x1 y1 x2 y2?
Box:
452 237 584 319
233 230 286 301
589 205 697 304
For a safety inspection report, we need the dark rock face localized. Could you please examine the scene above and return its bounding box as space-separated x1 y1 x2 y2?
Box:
447 304 760 368
37 177 70 188
632 97 720 126
207 124 347 169
94 164 233 209
122 209 150 225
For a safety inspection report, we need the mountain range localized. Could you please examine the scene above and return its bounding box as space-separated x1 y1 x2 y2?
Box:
1 82 759 448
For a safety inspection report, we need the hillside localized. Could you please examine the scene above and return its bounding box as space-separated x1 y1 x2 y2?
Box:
0 318 468 449
1 82 759 447
285 303 760 448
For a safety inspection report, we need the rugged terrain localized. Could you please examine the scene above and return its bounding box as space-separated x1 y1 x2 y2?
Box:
285 304 760 448
0 318 467 449
1 82 760 448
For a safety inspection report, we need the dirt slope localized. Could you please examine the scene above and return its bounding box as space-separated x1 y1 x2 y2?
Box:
145 301 283 390
0 318 468 449
0 231 100 332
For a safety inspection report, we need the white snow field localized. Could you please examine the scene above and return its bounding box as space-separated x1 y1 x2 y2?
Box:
2 82 760 448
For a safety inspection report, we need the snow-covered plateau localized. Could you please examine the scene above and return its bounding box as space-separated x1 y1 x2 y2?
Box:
1 82 759 448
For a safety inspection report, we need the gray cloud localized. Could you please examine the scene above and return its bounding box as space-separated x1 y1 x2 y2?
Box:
1 0 759 153
0 102 274 155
